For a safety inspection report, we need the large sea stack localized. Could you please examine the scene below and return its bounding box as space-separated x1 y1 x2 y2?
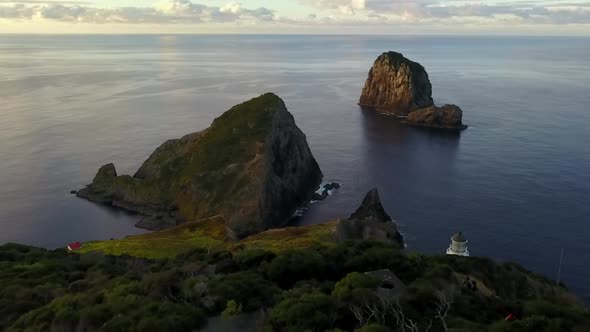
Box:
78 93 323 239
336 188 404 248
360 51 467 129
359 51 434 113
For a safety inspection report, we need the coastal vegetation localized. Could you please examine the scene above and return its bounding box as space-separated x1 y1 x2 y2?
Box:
1 240 588 331
6 185 584 331
78 217 338 259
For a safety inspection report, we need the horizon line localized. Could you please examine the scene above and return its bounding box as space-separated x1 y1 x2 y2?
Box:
1 32 589 37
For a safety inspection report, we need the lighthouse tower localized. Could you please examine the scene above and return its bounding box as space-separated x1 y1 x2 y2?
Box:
446 232 469 257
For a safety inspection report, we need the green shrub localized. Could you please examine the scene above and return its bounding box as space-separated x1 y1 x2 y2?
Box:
265 249 325 288
269 291 336 332
358 324 393 332
222 300 243 317
209 271 279 311
234 249 276 269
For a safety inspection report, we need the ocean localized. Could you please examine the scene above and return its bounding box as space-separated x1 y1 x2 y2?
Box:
1 35 589 302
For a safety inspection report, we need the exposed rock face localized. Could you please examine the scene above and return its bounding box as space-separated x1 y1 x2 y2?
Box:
359 52 434 114
360 51 467 129
78 93 323 238
336 188 404 248
404 104 467 130
96 163 117 179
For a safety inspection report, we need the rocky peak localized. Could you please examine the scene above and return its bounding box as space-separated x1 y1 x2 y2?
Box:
359 52 434 114
78 93 323 239
336 188 404 248
93 163 117 182
349 188 391 223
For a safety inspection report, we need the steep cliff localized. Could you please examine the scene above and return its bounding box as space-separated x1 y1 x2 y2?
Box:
78 93 323 238
359 51 434 114
336 188 404 248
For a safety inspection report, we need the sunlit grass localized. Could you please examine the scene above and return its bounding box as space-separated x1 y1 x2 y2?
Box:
79 216 229 259
79 218 339 259
235 221 338 252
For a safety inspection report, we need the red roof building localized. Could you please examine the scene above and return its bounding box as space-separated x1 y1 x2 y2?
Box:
67 242 82 251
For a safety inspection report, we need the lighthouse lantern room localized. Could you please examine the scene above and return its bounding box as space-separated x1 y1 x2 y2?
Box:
446 232 469 257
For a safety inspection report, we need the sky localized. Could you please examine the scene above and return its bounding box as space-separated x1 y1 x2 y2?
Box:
0 0 589 35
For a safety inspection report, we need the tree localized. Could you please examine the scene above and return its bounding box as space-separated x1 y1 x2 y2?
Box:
222 300 243 317
382 298 432 332
265 250 325 288
434 289 453 332
268 291 335 332
333 272 379 327
209 271 279 311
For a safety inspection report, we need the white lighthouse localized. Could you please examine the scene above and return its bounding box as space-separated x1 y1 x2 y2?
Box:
446 232 469 257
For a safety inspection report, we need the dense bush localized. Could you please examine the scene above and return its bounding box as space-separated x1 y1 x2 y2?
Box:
1 241 589 332
208 271 279 311
269 291 336 332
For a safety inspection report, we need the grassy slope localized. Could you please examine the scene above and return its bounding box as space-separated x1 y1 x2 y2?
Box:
79 219 338 259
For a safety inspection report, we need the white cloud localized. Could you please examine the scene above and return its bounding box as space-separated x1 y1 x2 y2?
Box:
220 2 242 15
304 0 367 15
0 0 276 23
0 0 588 31
301 0 590 24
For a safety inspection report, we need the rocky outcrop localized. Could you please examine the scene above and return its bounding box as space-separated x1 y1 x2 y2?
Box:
336 188 404 248
404 104 467 130
359 52 433 114
360 51 467 129
78 93 323 238
312 182 341 202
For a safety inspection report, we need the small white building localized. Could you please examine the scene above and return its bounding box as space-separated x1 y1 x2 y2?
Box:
446 232 469 256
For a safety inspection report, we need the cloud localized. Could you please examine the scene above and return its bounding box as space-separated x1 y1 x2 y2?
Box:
301 0 590 24
0 0 588 28
0 0 276 23
302 0 367 15
0 0 89 3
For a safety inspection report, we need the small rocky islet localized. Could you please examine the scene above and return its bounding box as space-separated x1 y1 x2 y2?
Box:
360 51 467 130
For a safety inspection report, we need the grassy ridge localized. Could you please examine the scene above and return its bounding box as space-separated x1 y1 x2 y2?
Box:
237 221 337 252
78 217 228 259
79 219 338 259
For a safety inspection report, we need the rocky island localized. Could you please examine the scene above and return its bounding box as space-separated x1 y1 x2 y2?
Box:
360 51 467 130
78 93 323 239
